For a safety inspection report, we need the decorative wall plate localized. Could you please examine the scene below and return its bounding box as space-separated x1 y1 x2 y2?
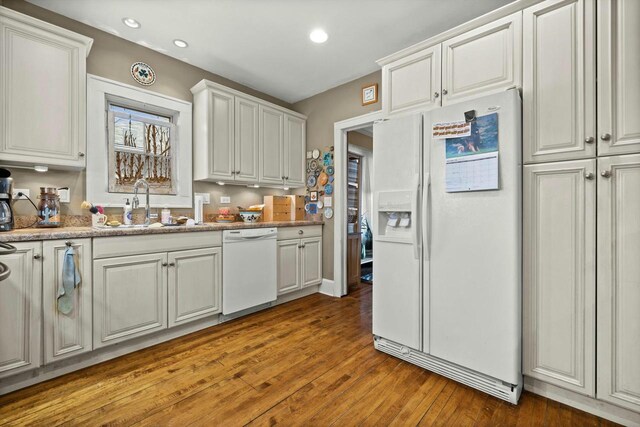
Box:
316 200 324 209
324 183 333 195
326 166 334 175
323 152 332 166
306 175 317 188
309 159 319 171
312 149 321 159
318 172 328 186
131 62 156 86
324 207 334 219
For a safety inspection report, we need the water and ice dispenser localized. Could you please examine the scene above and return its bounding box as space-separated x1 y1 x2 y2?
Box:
374 190 415 243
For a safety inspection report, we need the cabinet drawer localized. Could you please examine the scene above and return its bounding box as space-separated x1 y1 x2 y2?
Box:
93 231 222 259
277 225 322 240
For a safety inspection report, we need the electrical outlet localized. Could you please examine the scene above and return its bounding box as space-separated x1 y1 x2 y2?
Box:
220 196 231 204
195 192 210 204
58 188 70 203
12 189 30 199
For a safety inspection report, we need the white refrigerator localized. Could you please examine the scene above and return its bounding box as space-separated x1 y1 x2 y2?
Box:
372 89 522 403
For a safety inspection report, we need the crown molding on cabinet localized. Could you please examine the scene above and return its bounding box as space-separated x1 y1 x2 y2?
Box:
376 0 543 66
0 6 93 56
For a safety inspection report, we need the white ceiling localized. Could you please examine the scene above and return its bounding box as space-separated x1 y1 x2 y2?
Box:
27 0 514 103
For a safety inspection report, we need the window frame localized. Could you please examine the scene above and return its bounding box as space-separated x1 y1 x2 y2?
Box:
87 75 193 208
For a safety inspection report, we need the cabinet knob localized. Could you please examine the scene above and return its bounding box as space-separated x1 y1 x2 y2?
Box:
434 92 440 98
33 254 42 260
584 136 594 144
78 152 85 157
162 262 168 267
442 89 448 95
169 262 176 267
584 172 594 180
601 170 612 178
236 170 241 174
285 176 289 180
301 244 306 248
600 133 611 141
298 230 303 235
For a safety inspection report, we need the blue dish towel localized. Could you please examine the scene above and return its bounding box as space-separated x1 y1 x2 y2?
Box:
58 246 81 314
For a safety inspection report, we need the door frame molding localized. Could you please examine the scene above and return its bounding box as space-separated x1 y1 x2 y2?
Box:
333 110 384 297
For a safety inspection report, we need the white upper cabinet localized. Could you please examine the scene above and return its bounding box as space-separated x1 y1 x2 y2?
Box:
597 154 640 413
0 7 92 170
523 160 596 396
234 96 260 183
191 79 306 187
382 45 441 115
442 12 522 105
523 0 596 163
284 114 306 187
259 105 285 185
596 0 640 156
192 86 235 181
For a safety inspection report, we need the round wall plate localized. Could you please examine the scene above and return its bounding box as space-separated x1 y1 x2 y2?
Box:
316 200 324 209
131 62 156 85
324 207 334 219
326 166 334 175
306 175 317 188
309 159 319 171
312 149 321 159
324 183 333 195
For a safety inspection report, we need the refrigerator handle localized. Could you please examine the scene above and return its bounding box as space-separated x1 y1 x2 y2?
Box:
412 176 421 260
422 173 431 260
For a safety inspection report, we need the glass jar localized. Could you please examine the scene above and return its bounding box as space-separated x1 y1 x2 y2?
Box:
37 187 61 228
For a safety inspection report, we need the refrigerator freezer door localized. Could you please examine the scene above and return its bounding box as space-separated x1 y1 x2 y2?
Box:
373 113 422 351
425 90 522 385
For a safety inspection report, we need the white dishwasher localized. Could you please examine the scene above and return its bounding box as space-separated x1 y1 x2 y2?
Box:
222 228 277 315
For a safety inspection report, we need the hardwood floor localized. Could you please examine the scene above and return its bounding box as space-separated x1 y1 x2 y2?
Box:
0 283 618 426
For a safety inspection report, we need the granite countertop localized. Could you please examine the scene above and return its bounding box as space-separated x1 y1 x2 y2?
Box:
0 220 324 242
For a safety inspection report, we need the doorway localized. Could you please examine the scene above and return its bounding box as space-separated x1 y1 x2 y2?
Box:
346 128 373 292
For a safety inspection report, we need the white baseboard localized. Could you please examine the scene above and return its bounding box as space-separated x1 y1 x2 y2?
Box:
525 376 640 426
320 278 337 297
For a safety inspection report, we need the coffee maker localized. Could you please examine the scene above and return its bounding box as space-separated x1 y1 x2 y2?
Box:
0 168 14 232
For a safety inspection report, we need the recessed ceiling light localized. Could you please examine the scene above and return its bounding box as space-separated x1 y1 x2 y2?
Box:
122 17 140 29
173 39 188 48
309 28 328 44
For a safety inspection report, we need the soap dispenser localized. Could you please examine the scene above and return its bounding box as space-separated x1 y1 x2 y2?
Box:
123 199 132 225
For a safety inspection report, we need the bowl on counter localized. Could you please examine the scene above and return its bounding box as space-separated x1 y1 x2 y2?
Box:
238 211 262 223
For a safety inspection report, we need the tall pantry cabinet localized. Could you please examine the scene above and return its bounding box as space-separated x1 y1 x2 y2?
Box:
523 0 640 415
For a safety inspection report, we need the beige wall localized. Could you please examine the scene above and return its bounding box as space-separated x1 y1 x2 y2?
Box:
293 71 382 280
348 131 373 151
2 0 291 217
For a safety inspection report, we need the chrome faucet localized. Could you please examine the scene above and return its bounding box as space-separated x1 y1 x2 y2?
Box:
132 178 150 226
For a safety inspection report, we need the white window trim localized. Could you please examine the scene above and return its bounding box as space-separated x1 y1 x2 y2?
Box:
87 74 193 208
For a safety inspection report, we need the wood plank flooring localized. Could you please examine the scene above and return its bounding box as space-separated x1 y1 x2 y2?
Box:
0 283 618 426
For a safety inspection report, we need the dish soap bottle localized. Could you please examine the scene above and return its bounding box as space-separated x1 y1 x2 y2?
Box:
123 199 132 225
161 207 171 224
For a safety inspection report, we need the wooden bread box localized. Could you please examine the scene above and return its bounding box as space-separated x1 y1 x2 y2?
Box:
263 196 291 221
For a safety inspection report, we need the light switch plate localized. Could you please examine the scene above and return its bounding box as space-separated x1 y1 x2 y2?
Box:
58 188 70 203
220 196 231 204
195 192 210 204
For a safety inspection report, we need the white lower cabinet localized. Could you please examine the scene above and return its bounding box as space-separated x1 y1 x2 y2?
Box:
43 239 92 363
597 154 640 412
277 236 322 295
168 247 222 327
523 160 596 396
0 242 41 379
93 253 167 349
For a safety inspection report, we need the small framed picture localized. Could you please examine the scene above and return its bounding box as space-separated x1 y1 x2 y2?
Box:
310 191 318 202
362 83 378 106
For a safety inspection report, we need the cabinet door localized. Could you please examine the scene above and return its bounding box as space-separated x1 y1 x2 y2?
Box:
597 0 640 156
0 242 41 378
234 96 260 182
523 0 596 163
301 237 322 288
382 45 441 115
0 12 89 168
442 12 522 105
523 160 596 395
206 88 235 181
277 240 300 295
284 114 306 188
43 239 92 364
168 247 221 327
93 253 167 348
259 105 284 184
597 154 640 412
